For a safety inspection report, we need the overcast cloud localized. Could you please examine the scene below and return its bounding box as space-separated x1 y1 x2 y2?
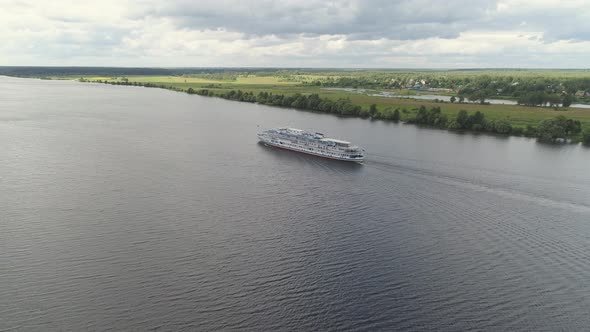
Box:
0 0 589 67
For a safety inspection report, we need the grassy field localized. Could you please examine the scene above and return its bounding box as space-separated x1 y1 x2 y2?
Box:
84 74 590 130
105 75 301 85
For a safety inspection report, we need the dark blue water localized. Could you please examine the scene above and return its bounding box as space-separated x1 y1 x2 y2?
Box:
1 76 590 331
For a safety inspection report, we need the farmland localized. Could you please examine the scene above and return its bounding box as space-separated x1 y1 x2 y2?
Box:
80 71 590 132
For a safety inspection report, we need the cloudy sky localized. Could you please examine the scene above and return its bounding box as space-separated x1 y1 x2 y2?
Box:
1 0 589 68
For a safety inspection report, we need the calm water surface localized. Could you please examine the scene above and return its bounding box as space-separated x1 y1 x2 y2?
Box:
1 76 590 331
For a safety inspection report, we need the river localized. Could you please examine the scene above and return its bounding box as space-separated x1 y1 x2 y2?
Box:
1 76 590 331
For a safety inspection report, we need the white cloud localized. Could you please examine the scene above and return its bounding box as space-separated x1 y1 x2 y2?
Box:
0 0 589 67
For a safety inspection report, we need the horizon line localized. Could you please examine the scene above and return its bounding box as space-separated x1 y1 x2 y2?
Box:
1 66 589 71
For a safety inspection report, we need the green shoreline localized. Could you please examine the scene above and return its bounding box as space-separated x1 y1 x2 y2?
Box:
4 67 590 145
80 77 590 145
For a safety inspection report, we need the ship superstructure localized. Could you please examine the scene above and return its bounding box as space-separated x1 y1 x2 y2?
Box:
258 127 364 162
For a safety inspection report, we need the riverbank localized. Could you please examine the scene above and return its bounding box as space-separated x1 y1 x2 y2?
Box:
73 75 589 144
5 71 589 143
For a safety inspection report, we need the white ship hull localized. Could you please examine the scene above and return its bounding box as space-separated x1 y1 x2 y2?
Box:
258 128 365 162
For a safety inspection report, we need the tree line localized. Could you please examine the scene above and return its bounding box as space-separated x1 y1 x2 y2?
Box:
407 105 584 142
186 87 404 120
93 79 589 145
312 72 590 95
188 86 587 144
516 92 574 107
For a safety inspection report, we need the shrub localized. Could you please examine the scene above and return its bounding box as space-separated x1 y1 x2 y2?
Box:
511 127 524 136
456 110 470 129
493 120 513 135
392 109 401 122
447 120 461 130
524 125 537 137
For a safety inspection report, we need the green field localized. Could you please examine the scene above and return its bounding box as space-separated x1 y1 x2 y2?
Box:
84 74 590 131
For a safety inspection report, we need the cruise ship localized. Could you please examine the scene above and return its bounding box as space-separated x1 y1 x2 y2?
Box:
258 127 365 162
